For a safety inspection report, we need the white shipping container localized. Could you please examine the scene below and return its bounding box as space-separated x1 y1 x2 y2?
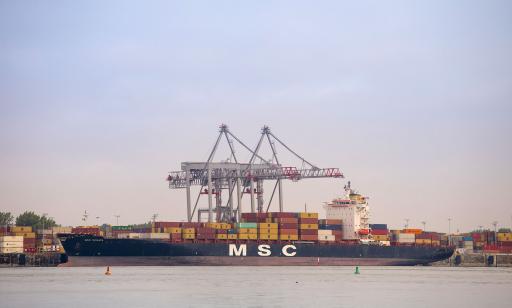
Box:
52 226 73 233
380 241 391 246
318 234 335 241
0 242 23 248
0 247 24 253
318 230 333 236
397 233 415 243
0 236 23 242
141 233 170 240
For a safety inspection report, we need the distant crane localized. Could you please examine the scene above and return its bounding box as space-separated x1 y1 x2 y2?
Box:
167 124 344 223
82 210 89 225
151 214 159 224
421 221 426 231
404 218 410 229
114 215 120 225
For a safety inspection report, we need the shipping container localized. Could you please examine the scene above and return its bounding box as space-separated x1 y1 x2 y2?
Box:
227 234 238 240
299 212 318 219
0 236 23 242
298 218 318 224
0 242 23 248
369 224 388 230
268 212 297 218
318 230 333 235
318 234 335 241
258 228 279 235
279 234 299 240
319 219 343 225
238 228 258 234
319 224 342 231
402 229 422 235
258 223 278 229
279 229 298 235
183 233 195 239
140 233 170 240
182 228 196 234
300 224 318 230
10 226 32 233
154 222 181 228
259 234 278 240
278 223 299 229
112 225 132 231
299 229 318 235
300 235 317 241
370 229 388 236
0 247 24 253
236 222 258 229
272 217 299 224
372 235 390 241
163 227 182 234
238 233 258 240
497 232 512 242
13 232 36 238
216 234 228 240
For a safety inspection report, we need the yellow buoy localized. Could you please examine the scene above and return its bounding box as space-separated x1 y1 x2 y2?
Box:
105 266 112 276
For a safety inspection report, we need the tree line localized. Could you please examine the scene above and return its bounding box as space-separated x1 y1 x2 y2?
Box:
0 211 58 229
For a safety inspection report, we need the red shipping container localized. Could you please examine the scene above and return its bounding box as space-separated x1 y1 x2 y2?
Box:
170 233 182 240
279 223 298 229
279 229 298 235
271 212 298 218
273 218 298 224
300 235 318 241
154 222 181 228
319 219 343 225
331 230 342 236
181 222 201 228
299 229 318 235
371 229 389 235
299 218 318 224
196 228 216 234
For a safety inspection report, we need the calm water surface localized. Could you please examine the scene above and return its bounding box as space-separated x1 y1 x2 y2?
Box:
1 266 511 307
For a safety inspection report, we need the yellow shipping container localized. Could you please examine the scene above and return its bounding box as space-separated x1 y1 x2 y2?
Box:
152 228 161 233
373 235 390 241
415 239 432 245
299 212 318 219
258 228 279 235
11 226 32 233
264 218 273 223
300 224 318 230
238 233 258 240
238 228 258 234
497 233 512 242
14 232 36 238
258 223 278 229
280 234 299 240
182 228 196 234
216 234 228 240
163 227 182 234
227 234 238 240
220 223 232 229
402 229 422 235
183 233 195 239
259 234 278 240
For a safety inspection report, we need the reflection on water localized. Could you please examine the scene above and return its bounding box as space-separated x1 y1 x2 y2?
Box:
1 266 511 307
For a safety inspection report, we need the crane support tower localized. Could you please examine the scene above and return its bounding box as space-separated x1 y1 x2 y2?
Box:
166 124 344 223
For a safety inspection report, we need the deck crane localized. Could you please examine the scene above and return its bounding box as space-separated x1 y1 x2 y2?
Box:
167 124 343 223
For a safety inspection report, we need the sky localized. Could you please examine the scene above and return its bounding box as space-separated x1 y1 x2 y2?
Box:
1 1 511 232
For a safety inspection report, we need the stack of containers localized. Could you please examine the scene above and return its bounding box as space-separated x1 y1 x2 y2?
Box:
299 212 318 241
10 226 36 241
0 236 23 254
71 226 101 236
196 227 216 240
258 222 278 240
463 236 474 251
370 224 389 242
237 222 258 240
472 233 485 250
497 232 512 249
318 219 342 242
227 229 238 240
112 225 132 239
181 222 198 240
270 212 298 241
0 226 7 236
391 230 415 245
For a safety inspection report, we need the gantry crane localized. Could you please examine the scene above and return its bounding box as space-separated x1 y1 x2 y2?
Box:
166 124 343 222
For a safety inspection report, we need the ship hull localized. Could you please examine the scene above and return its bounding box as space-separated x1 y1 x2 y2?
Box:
61 256 437 267
59 235 454 267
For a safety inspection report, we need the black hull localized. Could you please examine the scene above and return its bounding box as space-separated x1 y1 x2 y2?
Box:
59 235 454 267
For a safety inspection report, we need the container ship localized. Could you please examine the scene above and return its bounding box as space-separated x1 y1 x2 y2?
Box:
58 125 454 266
58 183 453 266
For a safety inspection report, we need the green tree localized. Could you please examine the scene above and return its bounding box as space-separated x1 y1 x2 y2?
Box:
15 211 57 229
0 212 14 226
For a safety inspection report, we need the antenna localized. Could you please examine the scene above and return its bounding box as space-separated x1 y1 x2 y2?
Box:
96 216 100 226
404 218 409 229
151 214 159 224
114 215 120 225
82 210 88 225
421 221 426 231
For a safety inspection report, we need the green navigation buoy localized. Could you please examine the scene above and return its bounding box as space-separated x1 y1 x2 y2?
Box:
354 266 360 274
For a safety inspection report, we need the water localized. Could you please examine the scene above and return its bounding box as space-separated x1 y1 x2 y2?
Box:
1 266 511 307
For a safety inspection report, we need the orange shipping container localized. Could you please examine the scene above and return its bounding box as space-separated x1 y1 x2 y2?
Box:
280 234 299 241
402 229 422 235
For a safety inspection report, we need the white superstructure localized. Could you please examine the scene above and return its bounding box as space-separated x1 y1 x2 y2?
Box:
323 182 370 240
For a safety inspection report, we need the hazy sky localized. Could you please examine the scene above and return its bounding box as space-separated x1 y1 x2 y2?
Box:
1 1 511 232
